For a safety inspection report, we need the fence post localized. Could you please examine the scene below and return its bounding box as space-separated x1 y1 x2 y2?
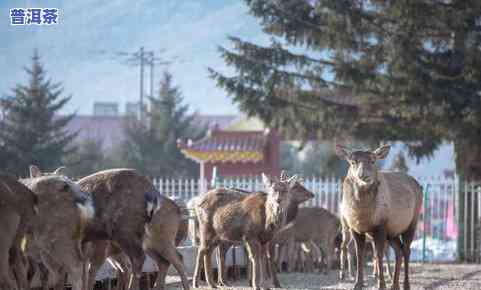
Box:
422 184 430 262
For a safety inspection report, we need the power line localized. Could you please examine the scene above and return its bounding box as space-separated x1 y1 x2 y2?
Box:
94 47 172 122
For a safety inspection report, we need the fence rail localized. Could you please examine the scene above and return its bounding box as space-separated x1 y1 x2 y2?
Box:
152 175 480 262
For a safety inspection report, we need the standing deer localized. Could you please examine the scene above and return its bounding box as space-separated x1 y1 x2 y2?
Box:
0 174 38 290
79 169 190 290
336 144 422 290
20 168 95 290
187 174 313 287
193 173 298 289
77 169 155 290
270 207 340 274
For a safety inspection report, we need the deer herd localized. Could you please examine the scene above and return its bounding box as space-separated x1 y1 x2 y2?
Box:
0 144 422 290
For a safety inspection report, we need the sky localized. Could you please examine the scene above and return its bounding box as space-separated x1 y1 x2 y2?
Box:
1 0 269 115
1 0 455 175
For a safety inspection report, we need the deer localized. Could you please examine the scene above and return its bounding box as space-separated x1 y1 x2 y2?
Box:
77 168 156 290
0 174 38 290
187 173 313 288
78 168 190 290
268 207 341 285
20 167 95 290
193 173 298 290
336 144 423 290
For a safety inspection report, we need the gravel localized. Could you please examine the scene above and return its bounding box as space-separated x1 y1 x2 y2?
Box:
165 263 481 290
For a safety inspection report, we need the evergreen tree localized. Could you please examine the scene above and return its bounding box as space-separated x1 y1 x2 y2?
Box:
0 51 76 176
122 70 204 177
300 143 349 177
279 143 302 174
63 138 112 179
390 151 409 174
210 0 481 181
210 0 481 260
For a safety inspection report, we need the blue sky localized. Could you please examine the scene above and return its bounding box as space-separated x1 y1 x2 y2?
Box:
1 0 269 115
1 0 455 174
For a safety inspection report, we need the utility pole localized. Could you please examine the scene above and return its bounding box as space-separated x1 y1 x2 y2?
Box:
150 51 154 100
139 46 145 122
95 47 178 120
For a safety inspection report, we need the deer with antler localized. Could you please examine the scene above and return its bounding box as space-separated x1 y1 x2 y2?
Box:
192 172 300 289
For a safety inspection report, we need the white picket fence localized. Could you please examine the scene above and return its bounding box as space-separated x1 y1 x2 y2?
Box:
152 176 343 213
153 175 473 262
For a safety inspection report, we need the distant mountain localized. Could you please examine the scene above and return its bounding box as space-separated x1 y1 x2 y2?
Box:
1 0 267 115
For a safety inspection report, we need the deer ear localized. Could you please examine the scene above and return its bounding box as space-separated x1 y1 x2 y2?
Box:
29 165 41 178
373 144 391 160
262 173 272 188
287 175 298 188
280 170 288 181
53 166 67 176
335 145 351 160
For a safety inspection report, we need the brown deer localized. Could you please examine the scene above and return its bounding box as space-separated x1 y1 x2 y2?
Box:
269 207 340 286
77 168 156 290
336 144 422 290
94 195 189 290
79 169 190 290
20 168 95 290
0 174 38 290
193 173 298 289
188 177 313 287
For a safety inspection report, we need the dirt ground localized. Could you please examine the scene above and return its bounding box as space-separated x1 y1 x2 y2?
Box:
165 263 481 290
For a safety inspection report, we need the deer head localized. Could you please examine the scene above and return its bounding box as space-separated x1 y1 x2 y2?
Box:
279 172 314 204
336 144 390 190
262 172 297 229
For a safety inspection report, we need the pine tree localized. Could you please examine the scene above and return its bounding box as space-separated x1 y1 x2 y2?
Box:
300 143 349 177
209 0 481 180
63 138 111 179
0 51 76 176
210 0 481 260
390 152 409 174
122 70 204 177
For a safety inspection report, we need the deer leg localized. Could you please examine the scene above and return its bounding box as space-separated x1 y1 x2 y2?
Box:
373 228 387 290
0 249 17 290
351 231 366 290
308 241 322 272
385 242 393 280
1 214 20 290
86 241 111 290
401 222 416 290
371 241 379 278
117 238 145 290
10 248 28 290
339 232 349 280
153 254 170 290
203 243 218 288
388 237 402 290
69 263 85 290
263 244 271 280
216 242 230 287
245 240 263 290
192 244 204 288
269 242 282 288
162 248 190 290
286 239 297 273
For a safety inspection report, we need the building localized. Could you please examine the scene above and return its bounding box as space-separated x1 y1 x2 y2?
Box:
93 102 119 116
177 117 280 184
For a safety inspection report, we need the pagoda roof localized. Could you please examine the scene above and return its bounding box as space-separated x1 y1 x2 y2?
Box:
177 128 269 163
